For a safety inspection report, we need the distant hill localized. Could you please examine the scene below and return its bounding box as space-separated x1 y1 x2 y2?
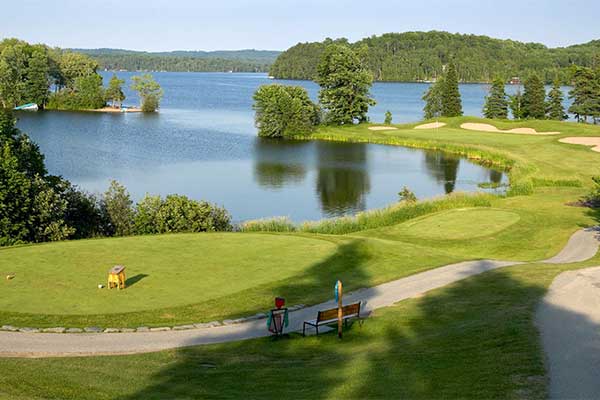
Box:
269 31 600 83
71 48 281 73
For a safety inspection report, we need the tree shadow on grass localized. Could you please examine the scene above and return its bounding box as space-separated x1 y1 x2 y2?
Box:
118 266 570 399
125 274 149 287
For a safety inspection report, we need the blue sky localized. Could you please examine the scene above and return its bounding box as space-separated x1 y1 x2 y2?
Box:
3 0 599 51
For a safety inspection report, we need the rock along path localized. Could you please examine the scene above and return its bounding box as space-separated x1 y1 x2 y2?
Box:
1 227 598 358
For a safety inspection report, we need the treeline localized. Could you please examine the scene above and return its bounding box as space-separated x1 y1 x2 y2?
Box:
270 31 600 83
75 49 280 73
0 38 164 112
0 109 231 247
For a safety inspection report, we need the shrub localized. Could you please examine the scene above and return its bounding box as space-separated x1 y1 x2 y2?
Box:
253 84 320 138
585 176 600 207
240 217 296 232
384 110 393 124
398 186 417 203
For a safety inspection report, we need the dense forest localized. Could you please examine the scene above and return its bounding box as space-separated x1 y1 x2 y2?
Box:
73 49 280 73
269 31 600 83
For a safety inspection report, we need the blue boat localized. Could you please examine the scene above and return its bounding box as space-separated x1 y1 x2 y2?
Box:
14 103 39 111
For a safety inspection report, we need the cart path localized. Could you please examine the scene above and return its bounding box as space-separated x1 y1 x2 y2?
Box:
536 266 600 399
1 226 598 358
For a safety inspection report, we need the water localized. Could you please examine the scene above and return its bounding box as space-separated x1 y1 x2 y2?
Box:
15 72 508 222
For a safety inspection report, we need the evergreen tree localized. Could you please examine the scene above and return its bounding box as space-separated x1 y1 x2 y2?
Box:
422 78 444 119
441 63 463 117
546 79 567 120
522 74 546 119
483 78 508 119
105 74 125 107
568 66 600 123
316 44 375 124
509 89 524 120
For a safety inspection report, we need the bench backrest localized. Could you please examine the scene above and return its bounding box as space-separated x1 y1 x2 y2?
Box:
317 302 361 322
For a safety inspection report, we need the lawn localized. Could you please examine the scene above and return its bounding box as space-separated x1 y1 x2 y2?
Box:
3 255 599 400
1 117 600 399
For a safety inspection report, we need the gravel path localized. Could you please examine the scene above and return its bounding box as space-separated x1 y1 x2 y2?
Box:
537 266 600 399
1 227 597 358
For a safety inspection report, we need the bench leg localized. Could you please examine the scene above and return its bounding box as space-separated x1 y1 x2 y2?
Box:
316 325 319 336
302 323 306 337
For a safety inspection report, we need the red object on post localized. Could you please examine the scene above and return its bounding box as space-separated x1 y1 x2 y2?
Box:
275 297 285 309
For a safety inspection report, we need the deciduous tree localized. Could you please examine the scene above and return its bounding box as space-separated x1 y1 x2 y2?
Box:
316 44 375 124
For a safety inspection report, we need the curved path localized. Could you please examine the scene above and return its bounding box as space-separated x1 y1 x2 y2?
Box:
537 266 600 399
1 227 598 358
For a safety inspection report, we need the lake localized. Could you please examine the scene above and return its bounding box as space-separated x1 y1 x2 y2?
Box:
15 72 512 222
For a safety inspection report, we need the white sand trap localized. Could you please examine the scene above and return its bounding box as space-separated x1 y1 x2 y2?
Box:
559 137 600 153
460 122 560 135
414 122 446 129
368 126 398 131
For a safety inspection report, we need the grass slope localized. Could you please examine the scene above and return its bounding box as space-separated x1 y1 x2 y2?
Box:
3 256 599 400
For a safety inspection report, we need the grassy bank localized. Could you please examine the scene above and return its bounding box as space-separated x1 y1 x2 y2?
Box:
3 256 599 399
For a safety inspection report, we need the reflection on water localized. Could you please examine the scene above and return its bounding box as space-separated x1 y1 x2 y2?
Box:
253 139 307 189
15 72 510 221
423 152 460 194
316 142 371 217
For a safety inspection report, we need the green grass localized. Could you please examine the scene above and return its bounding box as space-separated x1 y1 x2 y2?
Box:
3 256 599 400
2 117 600 398
396 208 521 240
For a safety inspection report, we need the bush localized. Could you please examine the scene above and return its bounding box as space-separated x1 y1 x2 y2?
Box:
240 217 296 232
253 84 320 138
384 111 393 124
134 194 232 234
141 94 160 112
585 176 600 207
398 186 417 203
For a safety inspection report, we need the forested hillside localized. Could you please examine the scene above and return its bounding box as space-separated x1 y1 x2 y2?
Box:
270 31 600 83
73 49 280 73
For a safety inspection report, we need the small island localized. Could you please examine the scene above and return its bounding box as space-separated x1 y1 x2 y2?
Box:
0 39 163 113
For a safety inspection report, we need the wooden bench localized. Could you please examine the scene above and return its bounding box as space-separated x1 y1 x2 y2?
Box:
303 302 362 336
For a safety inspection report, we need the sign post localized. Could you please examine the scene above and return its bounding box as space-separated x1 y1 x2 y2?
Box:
335 280 343 339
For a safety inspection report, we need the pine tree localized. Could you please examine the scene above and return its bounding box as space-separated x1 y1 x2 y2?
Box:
546 79 567 120
422 78 444 119
522 74 546 119
568 66 600 123
441 63 463 117
483 78 508 119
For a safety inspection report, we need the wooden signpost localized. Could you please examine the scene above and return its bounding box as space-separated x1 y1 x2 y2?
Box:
335 280 343 339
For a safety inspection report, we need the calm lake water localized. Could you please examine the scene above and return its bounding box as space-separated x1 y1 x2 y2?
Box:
15 72 511 222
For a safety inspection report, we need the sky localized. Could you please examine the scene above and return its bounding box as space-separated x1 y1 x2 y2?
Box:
2 0 600 51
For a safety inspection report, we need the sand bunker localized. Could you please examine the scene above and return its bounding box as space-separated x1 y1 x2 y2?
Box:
460 123 560 135
368 126 398 131
414 122 446 129
559 137 600 153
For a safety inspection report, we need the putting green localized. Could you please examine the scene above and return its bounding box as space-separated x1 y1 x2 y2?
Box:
398 208 521 240
0 233 337 315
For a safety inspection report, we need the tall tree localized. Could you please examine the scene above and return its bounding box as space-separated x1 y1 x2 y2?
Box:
102 180 134 237
483 78 508 119
316 44 375 124
568 66 600 123
422 78 444 119
131 74 163 112
105 74 126 107
441 63 463 117
25 49 50 107
546 79 567 120
522 74 546 119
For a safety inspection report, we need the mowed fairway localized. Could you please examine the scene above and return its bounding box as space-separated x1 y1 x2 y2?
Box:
0 233 336 324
